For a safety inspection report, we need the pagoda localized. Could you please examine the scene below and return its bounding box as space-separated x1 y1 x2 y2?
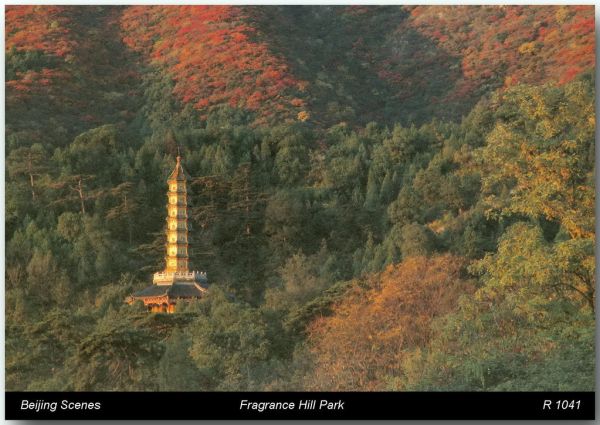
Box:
128 155 208 313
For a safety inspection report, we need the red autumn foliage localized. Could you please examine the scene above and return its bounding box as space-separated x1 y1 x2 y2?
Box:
6 5 76 57
357 5 593 122
5 6 78 100
5 6 594 129
6 7 143 144
403 6 594 96
120 6 308 125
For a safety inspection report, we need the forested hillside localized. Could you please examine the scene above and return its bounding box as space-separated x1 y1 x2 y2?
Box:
5 5 595 391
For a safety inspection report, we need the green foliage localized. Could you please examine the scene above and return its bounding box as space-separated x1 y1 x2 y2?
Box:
158 330 203 391
396 223 435 257
265 244 338 311
400 306 594 391
187 289 277 390
477 78 595 239
69 308 164 391
6 47 59 80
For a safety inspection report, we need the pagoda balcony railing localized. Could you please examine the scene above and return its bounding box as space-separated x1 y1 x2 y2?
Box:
153 270 207 285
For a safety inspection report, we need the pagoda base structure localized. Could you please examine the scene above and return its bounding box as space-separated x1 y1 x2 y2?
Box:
128 271 208 313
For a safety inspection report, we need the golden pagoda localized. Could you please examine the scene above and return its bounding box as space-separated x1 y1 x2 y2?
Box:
129 155 207 313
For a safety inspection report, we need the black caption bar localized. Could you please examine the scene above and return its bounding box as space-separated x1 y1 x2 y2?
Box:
5 391 595 420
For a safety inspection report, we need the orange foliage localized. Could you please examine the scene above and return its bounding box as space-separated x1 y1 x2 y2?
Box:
6 6 75 57
306 255 474 390
5 6 76 100
6 7 142 141
120 6 308 124
405 5 594 96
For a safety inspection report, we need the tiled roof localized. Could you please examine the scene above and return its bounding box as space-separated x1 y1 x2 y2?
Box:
133 284 169 297
168 282 207 298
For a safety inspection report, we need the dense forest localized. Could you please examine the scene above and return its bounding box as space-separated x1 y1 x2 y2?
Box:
5 5 595 391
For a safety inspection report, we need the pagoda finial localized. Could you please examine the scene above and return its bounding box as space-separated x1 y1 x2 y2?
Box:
176 146 181 163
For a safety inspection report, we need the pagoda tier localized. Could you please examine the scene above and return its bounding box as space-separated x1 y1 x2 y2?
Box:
128 155 208 313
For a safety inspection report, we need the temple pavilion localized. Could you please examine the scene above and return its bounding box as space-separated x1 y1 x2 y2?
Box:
128 155 208 313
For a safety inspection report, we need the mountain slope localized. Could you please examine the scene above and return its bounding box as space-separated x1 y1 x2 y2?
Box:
6 6 141 148
400 5 595 117
240 5 596 125
6 5 594 135
120 6 308 126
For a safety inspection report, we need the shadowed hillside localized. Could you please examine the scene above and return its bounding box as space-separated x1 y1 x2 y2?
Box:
6 6 142 149
6 5 595 133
